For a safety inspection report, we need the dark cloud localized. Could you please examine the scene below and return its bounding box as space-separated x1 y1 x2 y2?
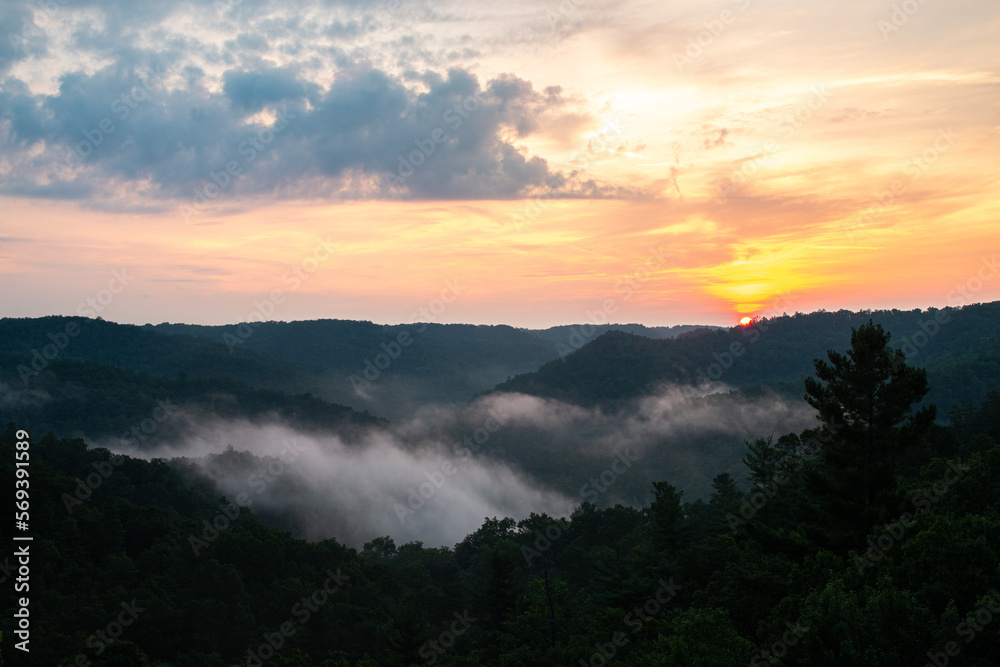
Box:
0 57 607 205
222 65 313 111
1 3 47 74
233 32 269 52
0 78 45 146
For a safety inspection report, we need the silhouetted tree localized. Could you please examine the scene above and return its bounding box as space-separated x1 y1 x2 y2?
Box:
803 321 935 550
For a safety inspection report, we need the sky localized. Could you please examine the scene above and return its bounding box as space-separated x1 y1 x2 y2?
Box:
0 0 997 328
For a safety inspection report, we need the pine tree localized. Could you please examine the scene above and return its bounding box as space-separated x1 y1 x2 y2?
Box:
648 481 692 557
743 436 780 488
803 320 935 551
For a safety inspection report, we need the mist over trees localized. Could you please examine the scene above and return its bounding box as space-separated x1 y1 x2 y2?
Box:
2 314 999 665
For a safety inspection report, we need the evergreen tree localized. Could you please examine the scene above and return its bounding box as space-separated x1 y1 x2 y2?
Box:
648 481 692 558
743 436 780 488
803 321 935 551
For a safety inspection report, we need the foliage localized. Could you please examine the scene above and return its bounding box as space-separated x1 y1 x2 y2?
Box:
1 320 999 665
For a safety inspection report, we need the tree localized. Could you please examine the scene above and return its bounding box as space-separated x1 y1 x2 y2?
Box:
648 482 692 558
362 536 397 559
708 473 742 531
710 473 740 509
743 436 780 488
741 437 783 525
517 513 566 648
803 320 935 551
775 432 806 470
651 608 754 666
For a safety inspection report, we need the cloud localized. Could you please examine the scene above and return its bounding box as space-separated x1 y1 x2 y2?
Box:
0 58 618 207
222 65 314 112
703 127 729 150
0 2 48 75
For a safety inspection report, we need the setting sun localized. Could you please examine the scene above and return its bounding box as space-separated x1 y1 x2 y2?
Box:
739 317 754 326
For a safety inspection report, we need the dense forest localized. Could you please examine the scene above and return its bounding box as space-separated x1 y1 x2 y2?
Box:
2 322 998 665
0 316 706 422
3 303 999 430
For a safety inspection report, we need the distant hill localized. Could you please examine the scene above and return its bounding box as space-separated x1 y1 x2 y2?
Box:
151 320 720 416
524 323 718 355
4 305 996 429
3 306 998 509
0 315 304 389
0 355 383 448
152 320 560 415
0 317 382 444
495 302 1000 414
1 316 716 423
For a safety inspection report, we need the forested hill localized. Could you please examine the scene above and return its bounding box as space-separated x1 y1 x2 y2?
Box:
495 302 1000 412
1 317 563 423
525 323 716 347
2 327 999 666
154 320 559 405
4 304 997 426
0 315 303 389
0 317 383 443
152 320 712 411
152 321 708 368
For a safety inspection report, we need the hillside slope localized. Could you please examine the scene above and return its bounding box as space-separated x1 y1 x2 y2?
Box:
496 302 1000 412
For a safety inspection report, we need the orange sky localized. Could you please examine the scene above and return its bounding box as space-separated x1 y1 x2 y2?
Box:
0 0 997 327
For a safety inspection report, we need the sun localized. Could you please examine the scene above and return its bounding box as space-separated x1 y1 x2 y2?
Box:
739 316 754 326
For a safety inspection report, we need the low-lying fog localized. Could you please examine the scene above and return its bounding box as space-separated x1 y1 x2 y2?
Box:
101 385 818 548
